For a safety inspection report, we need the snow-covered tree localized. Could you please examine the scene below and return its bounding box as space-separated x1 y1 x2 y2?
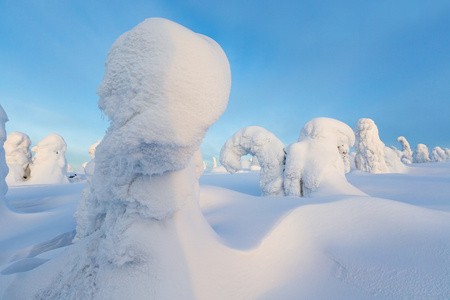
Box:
44 17 232 299
397 136 413 164
337 143 351 173
27 133 69 185
212 156 218 168
4 131 32 185
430 146 447 162
284 117 362 197
220 126 285 196
413 144 431 163
354 118 390 174
445 148 450 159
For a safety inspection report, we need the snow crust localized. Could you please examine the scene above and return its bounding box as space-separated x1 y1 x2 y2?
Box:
27 134 69 185
284 117 362 197
4 132 32 185
413 144 431 163
220 126 285 196
397 136 413 164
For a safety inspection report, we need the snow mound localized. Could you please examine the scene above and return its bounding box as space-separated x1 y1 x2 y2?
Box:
220 126 285 196
430 146 447 162
284 117 363 197
27 133 69 185
413 144 431 163
397 136 413 164
4 132 32 185
354 118 390 174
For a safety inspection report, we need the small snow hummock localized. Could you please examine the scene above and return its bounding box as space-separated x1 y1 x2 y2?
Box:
430 146 447 162
397 136 413 164
220 126 285 196
354 118 390 174
27 133 69 185
413 144 431 163
4 131 32 185
284 117 363 197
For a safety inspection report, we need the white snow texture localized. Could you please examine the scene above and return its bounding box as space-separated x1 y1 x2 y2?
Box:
4 131 32 185
430 146 447 162
27 133 69 185
284 117 361 197
220 126 285 196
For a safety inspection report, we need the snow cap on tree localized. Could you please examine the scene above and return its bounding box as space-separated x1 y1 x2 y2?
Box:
430 146 447 162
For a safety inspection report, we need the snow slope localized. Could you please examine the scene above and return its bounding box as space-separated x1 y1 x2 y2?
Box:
1 162 449 299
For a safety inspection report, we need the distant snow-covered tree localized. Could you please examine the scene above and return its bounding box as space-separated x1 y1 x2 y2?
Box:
413 144 431 163
212 156 217 168
27 133 69 185
354 118 390 174
4 131 32 185
220 126 285 196
250 155 261 171
284 117 362 197
397 136 413 164
430 146 447 162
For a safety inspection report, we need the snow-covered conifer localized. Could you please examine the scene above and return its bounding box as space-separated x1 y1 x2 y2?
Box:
397 136 413 164
220 126 285 196
354 118 390 174
284 117 362 197
27 133 69 185
4 131 32 185
212 156 217 168
240 157 251 170
413 144 431 163
430 146 447 162
57 18 231 299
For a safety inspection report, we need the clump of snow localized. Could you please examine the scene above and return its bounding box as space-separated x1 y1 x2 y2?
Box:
27 133 69 185
337 143 351 173
354 118 390 174
66 164 74 173
284 117 363 197
0 105 9 197
397 136 413 164
212 156 218 168
445 148 450 159
193 149 204 179
430 146 447 162
220 126 285 196
4 131 32 185
413 144 431 163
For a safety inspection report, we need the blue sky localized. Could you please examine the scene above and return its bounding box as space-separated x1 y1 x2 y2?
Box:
1 0 450 169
